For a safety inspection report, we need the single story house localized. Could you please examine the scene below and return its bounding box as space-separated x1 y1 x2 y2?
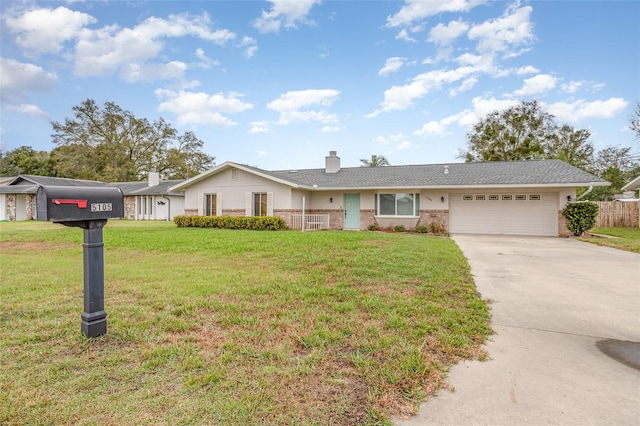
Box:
622 176 640 194
170 151 610 237
0 173 184 221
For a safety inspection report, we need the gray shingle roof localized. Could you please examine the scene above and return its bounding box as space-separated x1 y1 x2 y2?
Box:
107 180 184 196
240 160 608 189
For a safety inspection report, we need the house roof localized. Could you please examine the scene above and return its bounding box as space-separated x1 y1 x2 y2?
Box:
622 176 640 191
0 174 184 196
106 180 184 196
171 159 609 192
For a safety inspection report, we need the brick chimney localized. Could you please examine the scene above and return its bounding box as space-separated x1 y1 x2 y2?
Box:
325 151 340 174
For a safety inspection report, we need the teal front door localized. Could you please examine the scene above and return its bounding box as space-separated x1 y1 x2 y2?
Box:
344 194 360 229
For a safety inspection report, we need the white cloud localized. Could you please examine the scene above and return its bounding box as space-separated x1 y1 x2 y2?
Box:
374 133 406 145
250 121 271 133
372 66 476 113
4 6 96 56
253 0 321 33
449 77 478 97
561 80 583 94
542 98 628 123
120 61 187 83
195 48 221 69
257 150 267 157
378 57 405 76
0 57 57 105
429 20 469 46
397 141 412 150
240 36 258 58
455 52 492 68
560 80 605 94
468 3 534 55
514 73 557 96
267 89 340 125
7 103 49 119
395 29 416 42
428 96 520 131
155 89 253 126
516 65 539 75
386 0 485 27
414 121 447 136
320 126 340 133
73 13 235 80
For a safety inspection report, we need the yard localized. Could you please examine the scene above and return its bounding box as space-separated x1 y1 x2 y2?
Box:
580 227 640 253
0 221 491 425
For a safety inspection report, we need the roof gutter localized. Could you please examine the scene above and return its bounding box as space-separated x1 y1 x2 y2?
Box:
302 182 611 191
576 186 593 201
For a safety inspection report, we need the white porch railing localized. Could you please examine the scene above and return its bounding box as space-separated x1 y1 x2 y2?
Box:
291 213 330 231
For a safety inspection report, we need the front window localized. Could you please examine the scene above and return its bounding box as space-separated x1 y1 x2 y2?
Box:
253 193 267 216
375 193 419 216
204 194 217 216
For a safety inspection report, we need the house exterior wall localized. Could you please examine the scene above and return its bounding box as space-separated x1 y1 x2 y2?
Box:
0 194 6 221
26 195 36 220
131 195 185 221
124 196 136 219
183 167 293 218
6 194 15 221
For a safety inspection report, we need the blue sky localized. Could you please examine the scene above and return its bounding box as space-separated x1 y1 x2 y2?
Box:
1 0 638 171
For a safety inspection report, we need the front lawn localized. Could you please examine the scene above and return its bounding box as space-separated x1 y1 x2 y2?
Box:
580 227 640 253
0 221 491 425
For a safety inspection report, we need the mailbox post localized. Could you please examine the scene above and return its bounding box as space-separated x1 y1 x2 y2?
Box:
36 186 124 338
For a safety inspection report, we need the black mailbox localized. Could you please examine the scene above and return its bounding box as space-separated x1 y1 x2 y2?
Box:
37 186 124 223
36 185 124 338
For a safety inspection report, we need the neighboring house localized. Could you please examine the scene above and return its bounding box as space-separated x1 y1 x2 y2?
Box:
0 173 184 221
622 176 640 194
108 173 184 221
170 151 610 237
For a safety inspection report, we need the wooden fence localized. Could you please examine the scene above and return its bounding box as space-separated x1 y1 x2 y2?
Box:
594 201 639 228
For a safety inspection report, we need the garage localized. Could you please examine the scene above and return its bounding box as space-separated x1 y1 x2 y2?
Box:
449 192 558 236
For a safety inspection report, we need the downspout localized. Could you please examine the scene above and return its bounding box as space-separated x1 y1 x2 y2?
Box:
576 186 593 201
161 195 171 221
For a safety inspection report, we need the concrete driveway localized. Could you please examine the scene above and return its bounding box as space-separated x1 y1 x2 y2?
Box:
396 235 640 426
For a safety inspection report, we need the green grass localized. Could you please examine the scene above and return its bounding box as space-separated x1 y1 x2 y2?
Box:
0 221 491 425
580 227 640 253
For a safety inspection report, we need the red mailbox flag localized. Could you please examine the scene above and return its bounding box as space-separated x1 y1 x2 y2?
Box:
51 199 88 208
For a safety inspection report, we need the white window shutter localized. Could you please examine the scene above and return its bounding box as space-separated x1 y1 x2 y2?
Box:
197 193 204 216
245 192 252 216
216 193 223 216
267 192 274 216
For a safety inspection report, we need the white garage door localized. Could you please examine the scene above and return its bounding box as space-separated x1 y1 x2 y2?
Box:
449 193 558 236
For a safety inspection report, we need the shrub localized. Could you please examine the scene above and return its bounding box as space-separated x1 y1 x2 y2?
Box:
562 201 599 236
174 215 288 231
368 223 380 231
428 221 447 234
393 225 405 232
414 225 428 233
